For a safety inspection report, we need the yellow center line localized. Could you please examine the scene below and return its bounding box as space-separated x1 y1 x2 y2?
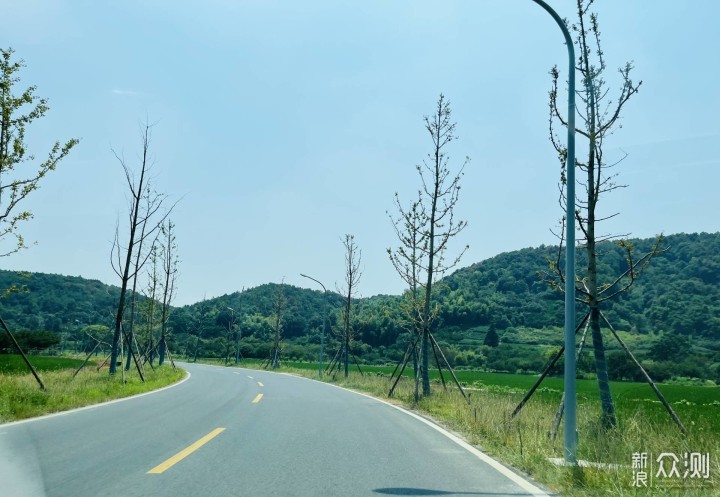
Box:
257 381 264 387
147 428 225 474
252 393 264 404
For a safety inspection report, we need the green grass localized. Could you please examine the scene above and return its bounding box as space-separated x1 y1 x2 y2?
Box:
223 358 719 496
0 356 185 423
0 354 96 374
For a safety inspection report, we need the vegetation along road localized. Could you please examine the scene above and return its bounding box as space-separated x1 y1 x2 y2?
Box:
0 363 549 497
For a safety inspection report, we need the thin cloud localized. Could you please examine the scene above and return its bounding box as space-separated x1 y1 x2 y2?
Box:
111 88 147 97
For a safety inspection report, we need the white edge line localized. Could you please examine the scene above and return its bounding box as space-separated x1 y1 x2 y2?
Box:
0 370 191 429
265 370 551 497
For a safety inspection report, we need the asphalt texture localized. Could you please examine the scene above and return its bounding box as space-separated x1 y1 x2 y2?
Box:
0 363 551 496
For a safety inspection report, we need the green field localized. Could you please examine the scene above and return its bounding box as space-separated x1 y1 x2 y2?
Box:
244 358 720 403
0 354 95 374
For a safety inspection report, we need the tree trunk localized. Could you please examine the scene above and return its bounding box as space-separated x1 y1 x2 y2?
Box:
585 90 616 427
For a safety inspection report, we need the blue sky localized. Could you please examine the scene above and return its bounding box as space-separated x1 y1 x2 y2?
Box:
1 0 718 306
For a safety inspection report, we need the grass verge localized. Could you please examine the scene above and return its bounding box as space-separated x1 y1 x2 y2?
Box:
0 360 185 423
227 359 719 497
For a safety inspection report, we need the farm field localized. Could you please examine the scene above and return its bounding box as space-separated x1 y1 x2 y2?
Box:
0 354 94 374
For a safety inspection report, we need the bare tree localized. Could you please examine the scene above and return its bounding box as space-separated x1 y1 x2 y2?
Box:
337 234 362 378
269 281 286 369
158 220 178 366
546 0 663 428
141 244 160 365
124 187 158 370
387 194 427 399
109 124 171 375
415 94 469 396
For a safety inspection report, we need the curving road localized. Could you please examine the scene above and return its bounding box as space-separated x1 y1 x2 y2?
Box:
0 363 551 496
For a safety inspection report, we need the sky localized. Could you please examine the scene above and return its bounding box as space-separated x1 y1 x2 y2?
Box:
0 0 718 306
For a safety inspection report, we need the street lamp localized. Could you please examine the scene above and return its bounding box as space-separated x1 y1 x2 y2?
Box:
532 0 577 465
300 273 327 377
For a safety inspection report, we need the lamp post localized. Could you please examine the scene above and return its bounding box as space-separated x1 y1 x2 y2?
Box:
300 273 327 377
532 0 577 465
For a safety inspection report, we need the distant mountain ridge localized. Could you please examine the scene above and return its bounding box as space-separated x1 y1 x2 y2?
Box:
1 232 718 353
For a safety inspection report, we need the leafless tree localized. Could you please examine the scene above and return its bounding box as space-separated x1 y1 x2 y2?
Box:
388 194 427 399
141 244 160 365
158 220 178 366
410 94 469 396
337 234 362 378
545 0 663 428
109 123 172 375
269 281 286 369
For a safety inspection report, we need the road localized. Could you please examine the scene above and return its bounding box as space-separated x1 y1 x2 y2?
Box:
0 363 550 496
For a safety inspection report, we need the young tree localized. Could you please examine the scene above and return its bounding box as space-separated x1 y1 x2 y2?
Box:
109 124 171 375
338 234 362 378
410 94 469 396
269 282 286 369
388 194 427 399
158 220 178 366
141 244 160 365
124 187 158 371
1 48 78 258
547 0 662 428
0 47 78 388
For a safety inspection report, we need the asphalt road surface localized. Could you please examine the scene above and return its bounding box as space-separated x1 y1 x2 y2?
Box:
0 363 551 496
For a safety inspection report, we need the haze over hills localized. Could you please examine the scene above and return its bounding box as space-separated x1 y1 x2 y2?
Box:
1 232 718 380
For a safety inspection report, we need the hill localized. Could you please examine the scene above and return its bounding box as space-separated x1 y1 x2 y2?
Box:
1 232 718 380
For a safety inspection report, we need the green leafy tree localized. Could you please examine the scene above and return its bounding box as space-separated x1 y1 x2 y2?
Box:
483 324 499 347
1 48 78 259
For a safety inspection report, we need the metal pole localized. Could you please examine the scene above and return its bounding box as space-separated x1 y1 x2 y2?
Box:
300 273 327 378
531 0 577 465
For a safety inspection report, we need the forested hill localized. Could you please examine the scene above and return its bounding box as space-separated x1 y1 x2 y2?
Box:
0 271 120 333
0 232 718 355
437 232 720 338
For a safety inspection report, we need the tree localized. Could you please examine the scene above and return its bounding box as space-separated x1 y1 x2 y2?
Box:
411 94 469 396
483 323 499 347
158 220 178 366
269 282 286 369
546 0 662 428
1 48 78 258
109 124 171 375
338 234 362 378
388 195 428 399
649 333 691 363
141 245 160 365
